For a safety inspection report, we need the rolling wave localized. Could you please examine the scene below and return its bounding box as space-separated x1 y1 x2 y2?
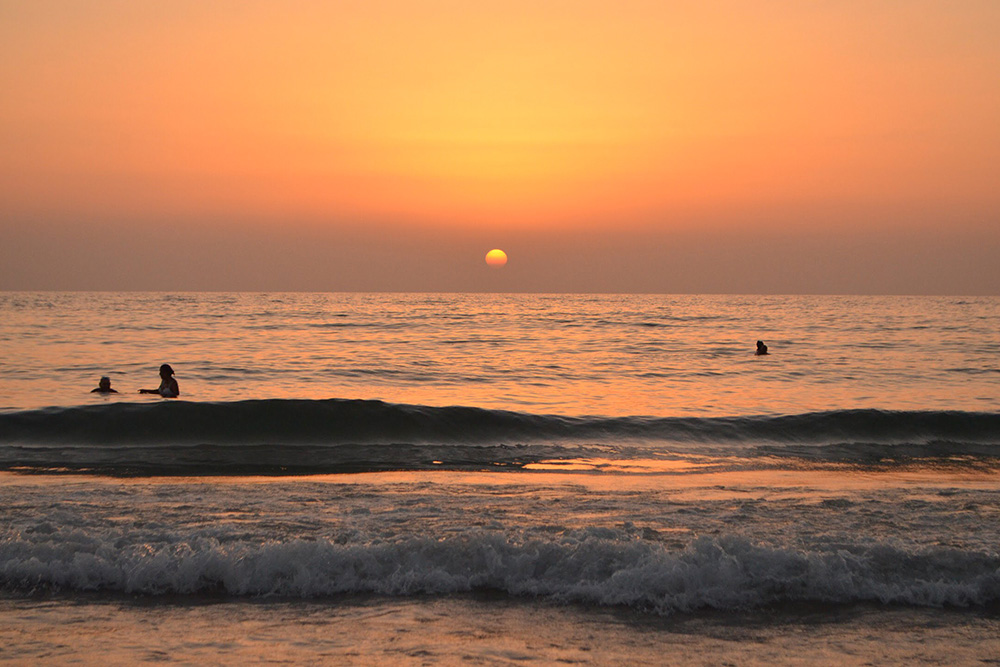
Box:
2 399 998 445
0 399 998 475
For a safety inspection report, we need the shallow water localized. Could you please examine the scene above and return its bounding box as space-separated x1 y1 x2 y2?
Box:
3 595 999 665
3 467 1000 664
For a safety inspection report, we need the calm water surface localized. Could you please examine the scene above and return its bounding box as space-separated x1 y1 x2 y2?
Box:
2 292 997 415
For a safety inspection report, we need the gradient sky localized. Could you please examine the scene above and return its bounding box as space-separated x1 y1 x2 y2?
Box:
2 0 998 293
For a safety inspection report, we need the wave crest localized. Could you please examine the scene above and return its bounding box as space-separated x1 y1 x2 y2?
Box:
2 530 997 613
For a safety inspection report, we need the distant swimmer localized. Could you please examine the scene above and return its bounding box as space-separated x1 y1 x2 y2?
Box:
755 340 769 356
139 364 180 398
90 376 118 394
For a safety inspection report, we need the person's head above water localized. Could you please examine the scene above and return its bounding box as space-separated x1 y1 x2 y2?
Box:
159 364 174 378
755 340 769 355
91 376 118 393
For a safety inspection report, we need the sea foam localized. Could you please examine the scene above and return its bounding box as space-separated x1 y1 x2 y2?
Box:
2 528 998 614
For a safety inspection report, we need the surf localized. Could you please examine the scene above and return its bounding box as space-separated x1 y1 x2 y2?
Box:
2 529 998 614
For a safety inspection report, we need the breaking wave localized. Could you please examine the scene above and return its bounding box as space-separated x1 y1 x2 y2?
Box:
2 528 997 614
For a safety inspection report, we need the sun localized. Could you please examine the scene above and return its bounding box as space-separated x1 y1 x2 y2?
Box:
485 249 508 268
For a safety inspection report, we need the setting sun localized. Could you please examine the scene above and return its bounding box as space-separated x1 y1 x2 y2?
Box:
485 249 508 268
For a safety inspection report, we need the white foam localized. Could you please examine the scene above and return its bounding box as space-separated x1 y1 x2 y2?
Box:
3 529 998 613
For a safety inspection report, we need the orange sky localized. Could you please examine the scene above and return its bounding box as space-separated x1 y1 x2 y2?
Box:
1 0 998 292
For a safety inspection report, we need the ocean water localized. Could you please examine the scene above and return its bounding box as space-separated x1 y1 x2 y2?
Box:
1 292 999 664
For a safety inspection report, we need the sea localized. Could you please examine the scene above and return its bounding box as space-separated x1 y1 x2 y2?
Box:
1 291 998 664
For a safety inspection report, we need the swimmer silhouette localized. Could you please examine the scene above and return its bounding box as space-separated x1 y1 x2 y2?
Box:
90 376 118 393
139 364 180 397
755 340 769 356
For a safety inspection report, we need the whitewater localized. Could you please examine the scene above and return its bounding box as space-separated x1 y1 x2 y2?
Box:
1 292 999 664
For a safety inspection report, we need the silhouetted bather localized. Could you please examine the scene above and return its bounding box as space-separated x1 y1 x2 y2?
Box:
90 376 118 393
755 340 769 355
139 364 180 398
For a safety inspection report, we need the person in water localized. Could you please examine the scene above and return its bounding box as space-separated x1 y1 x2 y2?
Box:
139 364 180 397
91 376 118 393
755 340 769 355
